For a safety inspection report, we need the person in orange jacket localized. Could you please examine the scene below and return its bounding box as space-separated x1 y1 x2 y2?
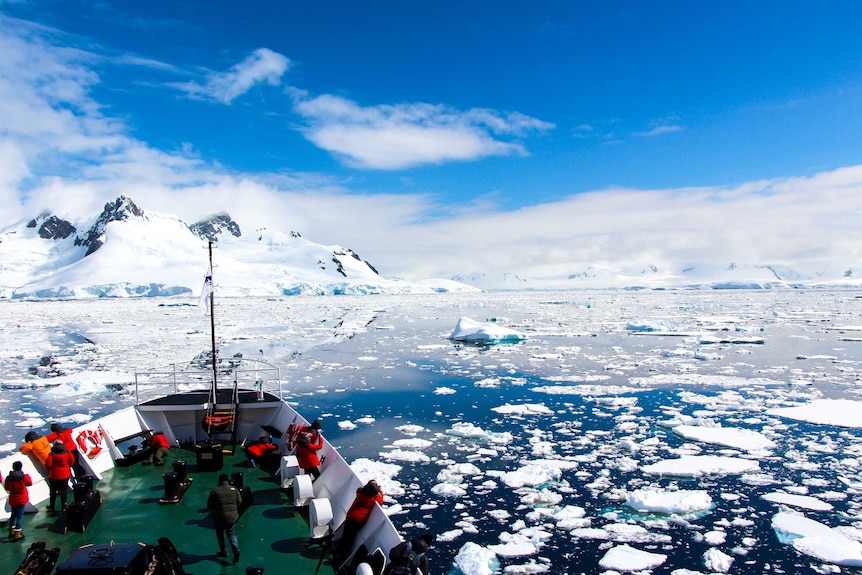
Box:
336 479 384 560
295 419 323 479
45 440 75 511
20 431 51 467
4 460 32 540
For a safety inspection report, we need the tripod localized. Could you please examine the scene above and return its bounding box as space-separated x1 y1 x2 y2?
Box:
313 522 346 575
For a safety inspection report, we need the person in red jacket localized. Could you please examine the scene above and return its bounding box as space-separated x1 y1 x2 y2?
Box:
45 440 75 511
336 479 384 560
295 419 323 480
144 431 171 466
4 460 32 540
47 423 82 476
245 437 278 467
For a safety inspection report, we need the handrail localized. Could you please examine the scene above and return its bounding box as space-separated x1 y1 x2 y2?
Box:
133 358 282 405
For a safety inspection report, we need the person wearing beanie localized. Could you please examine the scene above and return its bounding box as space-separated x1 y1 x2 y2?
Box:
336 479 384 560
19 431 52 467
4 460 32 540
47 423 82 476
45 440 75 511
207 473 242 563
296 418 324 480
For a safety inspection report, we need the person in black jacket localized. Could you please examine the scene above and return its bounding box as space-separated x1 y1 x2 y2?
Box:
207 474 242 563
382 534 433 575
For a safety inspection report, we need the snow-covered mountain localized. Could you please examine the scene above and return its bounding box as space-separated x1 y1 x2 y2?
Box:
453 261 862 291
0 196 480 298
1 195 860 298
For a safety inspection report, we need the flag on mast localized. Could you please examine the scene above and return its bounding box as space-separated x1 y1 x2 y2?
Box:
199 266 213 315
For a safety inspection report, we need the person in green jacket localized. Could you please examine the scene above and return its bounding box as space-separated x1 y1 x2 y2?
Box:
207 474 242 563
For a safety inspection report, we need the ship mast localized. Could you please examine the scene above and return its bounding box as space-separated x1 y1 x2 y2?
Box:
208 241 218 403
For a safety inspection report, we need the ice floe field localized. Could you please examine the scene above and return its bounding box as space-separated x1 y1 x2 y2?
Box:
1 290 862 574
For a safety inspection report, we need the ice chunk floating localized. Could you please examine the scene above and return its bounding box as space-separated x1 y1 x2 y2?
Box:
449 317 526 343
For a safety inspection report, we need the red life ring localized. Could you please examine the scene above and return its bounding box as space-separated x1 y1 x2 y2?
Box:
76 429 103 459
286 422 298 451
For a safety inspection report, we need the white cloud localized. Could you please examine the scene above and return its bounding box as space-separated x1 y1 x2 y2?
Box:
293 94 554 169
634 124 684 137
171 48 290 104
2 12 860 287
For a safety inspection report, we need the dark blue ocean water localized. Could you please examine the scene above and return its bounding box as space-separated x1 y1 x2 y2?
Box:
2 291 862 574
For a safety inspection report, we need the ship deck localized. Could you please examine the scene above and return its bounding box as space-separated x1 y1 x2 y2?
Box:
5 447 333 574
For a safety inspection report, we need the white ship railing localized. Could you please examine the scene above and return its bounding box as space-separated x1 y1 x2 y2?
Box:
133 357 282 404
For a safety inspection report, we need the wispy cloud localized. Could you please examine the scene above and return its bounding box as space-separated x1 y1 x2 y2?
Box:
170 48 290 104
634 124 684 137
292 93 555 169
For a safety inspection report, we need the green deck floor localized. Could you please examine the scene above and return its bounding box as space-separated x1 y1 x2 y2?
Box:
3 448 333 574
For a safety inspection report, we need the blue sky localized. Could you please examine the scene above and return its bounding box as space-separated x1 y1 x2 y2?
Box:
2 1 862 281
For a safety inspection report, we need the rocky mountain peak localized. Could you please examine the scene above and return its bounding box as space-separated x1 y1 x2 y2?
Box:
189 212 242 243
27 213 77 240
74 195 145 256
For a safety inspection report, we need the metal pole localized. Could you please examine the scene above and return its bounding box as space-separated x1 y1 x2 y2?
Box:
209 241 218 405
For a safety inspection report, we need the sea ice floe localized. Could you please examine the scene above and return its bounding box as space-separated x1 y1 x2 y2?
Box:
767 399 862 428
642 455 760 477
486 463 563 488
671 424 775 453
434 387 457 395
625 488 713 514
501 559 551 573
15 417 46 429
598 544 667 571
571 523 672 544
449 317 527 343
349 457 405 497
762 491 834 511
520 488 563 507
391 438 433 449
454 541 500 575
626 320 672 332
491 403 553 416
772 511 862 566
447 422 513 445
338 420 357 430
380 449 430 463
395 424 428 435
431 483 467 497
702 547 734 572
530 384 642 396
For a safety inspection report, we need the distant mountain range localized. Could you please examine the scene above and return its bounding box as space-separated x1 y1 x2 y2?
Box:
0 195 859 299
0 195 479 299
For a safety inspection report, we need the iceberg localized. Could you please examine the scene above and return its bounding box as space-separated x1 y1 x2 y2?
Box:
671 424 775 453
642 455 760 477
625 488 713 514
599 544 667 571
772 512 862 566
766 399 862 428
449 317 526 344
762 492 833 511
454 541 501 575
